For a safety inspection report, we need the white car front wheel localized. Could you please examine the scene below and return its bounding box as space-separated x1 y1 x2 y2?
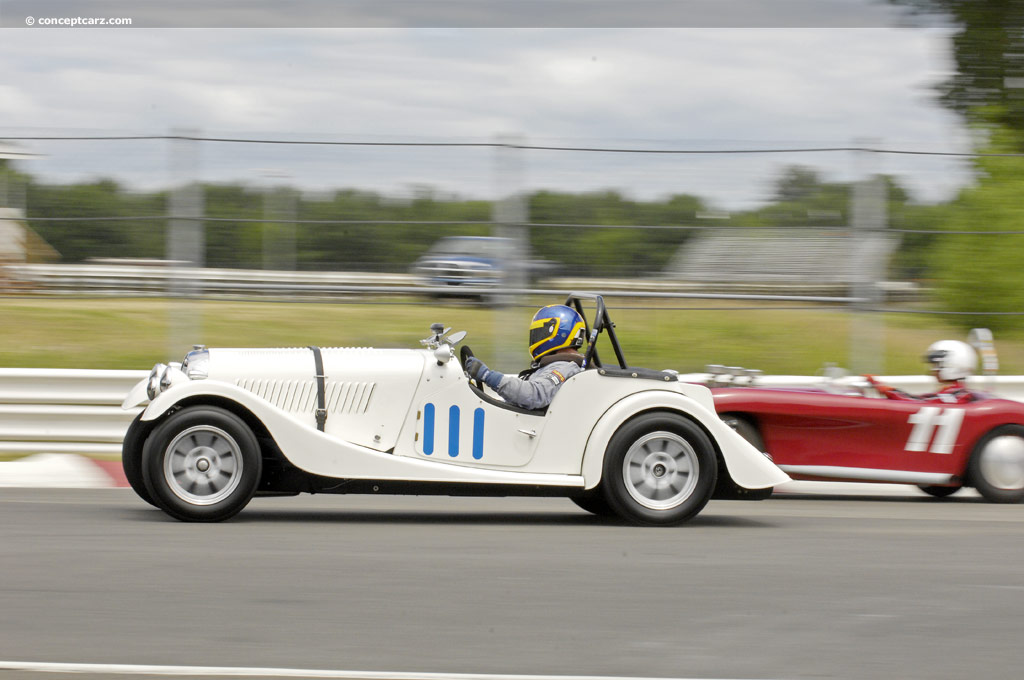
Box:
142 406 262 522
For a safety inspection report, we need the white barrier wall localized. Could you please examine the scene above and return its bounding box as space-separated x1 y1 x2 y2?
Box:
1 368 1023 456
678 373 1024 402
0 369 145 455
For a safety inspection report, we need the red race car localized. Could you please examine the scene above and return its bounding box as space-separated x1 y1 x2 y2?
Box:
707 333 1024 503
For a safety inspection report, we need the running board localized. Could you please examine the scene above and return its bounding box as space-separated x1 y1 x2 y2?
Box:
778 465 956 486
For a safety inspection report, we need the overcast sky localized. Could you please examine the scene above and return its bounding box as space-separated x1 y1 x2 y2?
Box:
0 16 973 208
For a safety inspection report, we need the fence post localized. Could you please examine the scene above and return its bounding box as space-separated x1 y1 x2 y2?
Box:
848 159 888 375
263 172 297 272
166 128 204 361
492 133 529 369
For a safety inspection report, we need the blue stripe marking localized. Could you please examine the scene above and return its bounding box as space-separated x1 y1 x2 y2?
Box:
473 408 485 459
448 405 460 457
423 403 435 455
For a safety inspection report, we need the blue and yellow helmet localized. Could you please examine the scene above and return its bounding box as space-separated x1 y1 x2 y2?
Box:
529 305 586 361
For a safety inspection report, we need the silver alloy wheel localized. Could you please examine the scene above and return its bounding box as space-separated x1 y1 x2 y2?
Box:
978 435 1024 491
163 425 244 506
622 431 700 510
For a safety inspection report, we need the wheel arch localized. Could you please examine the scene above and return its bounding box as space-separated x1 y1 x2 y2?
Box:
579 394 727 491
580 391 787 491
139 401 266 521
139 392 288 468
712 411 775 499
611 407 756 498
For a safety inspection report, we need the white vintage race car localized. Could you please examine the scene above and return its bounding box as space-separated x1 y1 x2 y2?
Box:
121 294 788 524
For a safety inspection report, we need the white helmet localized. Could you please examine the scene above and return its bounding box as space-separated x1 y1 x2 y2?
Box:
925 340 977 382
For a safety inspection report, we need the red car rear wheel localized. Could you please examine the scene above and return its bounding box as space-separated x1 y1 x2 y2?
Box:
969 425 1024 504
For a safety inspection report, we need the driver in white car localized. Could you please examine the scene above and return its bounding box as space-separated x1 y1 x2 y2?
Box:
464 304 587 410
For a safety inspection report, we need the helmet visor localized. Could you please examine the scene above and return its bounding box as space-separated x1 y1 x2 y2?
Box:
924 349 948 367
529 317 559 353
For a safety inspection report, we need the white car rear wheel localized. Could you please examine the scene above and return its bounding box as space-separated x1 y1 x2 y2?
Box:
603 413 717 525
621 432 700 510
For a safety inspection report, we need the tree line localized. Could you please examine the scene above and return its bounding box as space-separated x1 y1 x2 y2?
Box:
6 1 1024 328
2 159 930 276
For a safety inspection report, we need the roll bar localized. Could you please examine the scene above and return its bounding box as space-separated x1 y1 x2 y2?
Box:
564 293 628 370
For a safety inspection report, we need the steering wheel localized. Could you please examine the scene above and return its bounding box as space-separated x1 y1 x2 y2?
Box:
460 345 484 391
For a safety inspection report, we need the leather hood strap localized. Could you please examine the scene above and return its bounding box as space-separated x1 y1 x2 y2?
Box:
308 345 327 431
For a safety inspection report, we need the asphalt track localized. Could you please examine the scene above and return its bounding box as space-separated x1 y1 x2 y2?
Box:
2 489 1023 680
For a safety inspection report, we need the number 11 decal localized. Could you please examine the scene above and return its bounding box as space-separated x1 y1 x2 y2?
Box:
905 406 965 454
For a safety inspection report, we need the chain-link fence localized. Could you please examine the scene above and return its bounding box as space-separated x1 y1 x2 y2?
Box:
1 130 1019 375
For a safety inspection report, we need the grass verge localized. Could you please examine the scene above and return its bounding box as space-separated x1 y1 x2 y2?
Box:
2 295 1023 375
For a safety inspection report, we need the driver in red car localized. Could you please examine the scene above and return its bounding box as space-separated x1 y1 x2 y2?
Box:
866 340 978 404
464 304 587 410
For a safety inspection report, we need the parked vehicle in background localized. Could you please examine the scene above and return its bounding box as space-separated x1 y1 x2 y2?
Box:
411 236 553 294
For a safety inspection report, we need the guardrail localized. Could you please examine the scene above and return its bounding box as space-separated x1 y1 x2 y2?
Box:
0 369 145 455
2 369 1023 457
1 263 862 302
2 264 415 298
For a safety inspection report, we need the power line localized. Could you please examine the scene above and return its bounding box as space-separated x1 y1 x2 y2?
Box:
24 214 1024 235
1 133 1011 157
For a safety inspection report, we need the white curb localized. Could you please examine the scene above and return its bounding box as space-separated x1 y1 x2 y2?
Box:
0 453 117 488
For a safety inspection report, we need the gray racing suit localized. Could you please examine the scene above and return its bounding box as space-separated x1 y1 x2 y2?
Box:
494 358 582 410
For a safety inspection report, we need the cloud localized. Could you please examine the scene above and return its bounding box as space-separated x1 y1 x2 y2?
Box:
0 27 971 206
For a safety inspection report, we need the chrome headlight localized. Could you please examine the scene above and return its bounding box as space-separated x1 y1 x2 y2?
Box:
162 362 182 390
146 363 168 400
183 347 210 380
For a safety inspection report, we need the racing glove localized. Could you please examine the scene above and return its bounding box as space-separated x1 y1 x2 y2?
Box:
465 356 504 390
864 374 911 400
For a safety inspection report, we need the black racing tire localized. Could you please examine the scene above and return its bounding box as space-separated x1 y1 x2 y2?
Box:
141 406 262 522
122 412 156 507
569 490 616 517
603 412 717 526
716 413 773 500
917 484 962 498
968 425 1024 504
723 414 765 451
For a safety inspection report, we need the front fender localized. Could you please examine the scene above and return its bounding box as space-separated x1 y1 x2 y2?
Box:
580 390 789 490
137 379 278 423
122 377 150 410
